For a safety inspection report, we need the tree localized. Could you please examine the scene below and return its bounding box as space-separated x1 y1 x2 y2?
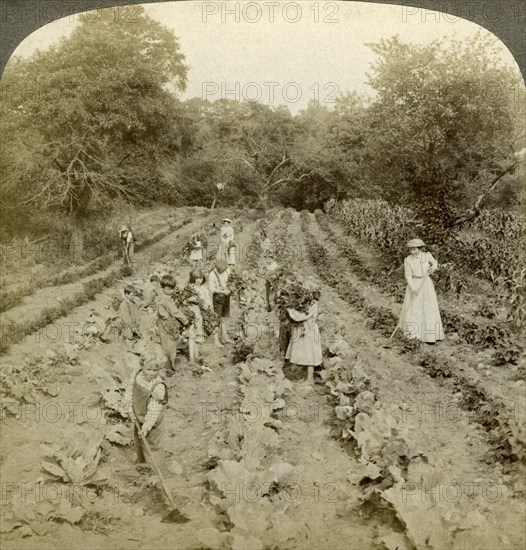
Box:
177 100 312 208
0 7 188 259
364 33 524 243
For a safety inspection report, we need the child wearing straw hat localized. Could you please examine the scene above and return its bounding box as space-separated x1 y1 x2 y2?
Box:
400 239 444 344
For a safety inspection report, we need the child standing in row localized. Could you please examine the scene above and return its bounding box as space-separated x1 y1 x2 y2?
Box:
120 225 134 268
121 347 168 472
187 270 212 363
189 234 203 267
284 281 323 385
156 275 190 372
119 285 141 342
142 274 160 309
208 260 232 347
216 218 236 266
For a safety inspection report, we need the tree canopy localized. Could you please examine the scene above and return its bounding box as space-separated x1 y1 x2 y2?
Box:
362 33 524 241
1 6 187 227
1 24 524 247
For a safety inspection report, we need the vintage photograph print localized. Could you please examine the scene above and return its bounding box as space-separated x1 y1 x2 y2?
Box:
0 1 525 549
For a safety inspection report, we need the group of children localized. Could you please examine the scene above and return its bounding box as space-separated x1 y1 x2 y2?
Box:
188 218 236 268
116 240 237 474
118 261 234 362
115 221 446 480
116 221 325 476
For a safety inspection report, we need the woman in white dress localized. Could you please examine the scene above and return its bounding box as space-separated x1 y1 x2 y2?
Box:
400 238 444 344
216 218 236 265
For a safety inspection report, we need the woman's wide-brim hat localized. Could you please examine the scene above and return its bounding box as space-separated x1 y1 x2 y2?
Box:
222 218 231 223
407 238 425 248
120 225 129 233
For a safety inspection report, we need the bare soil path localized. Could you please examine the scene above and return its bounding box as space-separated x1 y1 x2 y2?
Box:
293 211 525 550
1 208 524 550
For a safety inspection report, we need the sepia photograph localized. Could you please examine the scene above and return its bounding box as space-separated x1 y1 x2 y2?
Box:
0 1 525 549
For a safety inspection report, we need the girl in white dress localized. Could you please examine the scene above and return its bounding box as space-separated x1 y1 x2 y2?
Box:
187 270 208 364
189 234 203 266
285 282 323 384
400 239 444 344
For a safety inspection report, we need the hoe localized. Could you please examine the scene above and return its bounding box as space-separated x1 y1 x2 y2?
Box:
134 421 190 524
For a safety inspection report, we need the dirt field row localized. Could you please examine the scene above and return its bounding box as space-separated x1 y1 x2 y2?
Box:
0 208 215 354
302 211 525 464
1 207 524 549
0 206 183 313
289 211 525 549
1 207 241 548
314 210 523 401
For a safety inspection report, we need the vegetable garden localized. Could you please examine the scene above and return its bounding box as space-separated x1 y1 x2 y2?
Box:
0 206 525 549
1 6 525 548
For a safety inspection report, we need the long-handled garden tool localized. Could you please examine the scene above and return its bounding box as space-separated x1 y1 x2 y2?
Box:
383 273 429 349
124 243 133 266
133 421 190 524
122 243 134 276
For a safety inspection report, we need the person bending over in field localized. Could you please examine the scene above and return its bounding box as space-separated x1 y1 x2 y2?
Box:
156 274 190 372
120 225 134 267
285 281 323 385
399 239 444 344
208 260 232 347
119 285 141 342
120 347 169 473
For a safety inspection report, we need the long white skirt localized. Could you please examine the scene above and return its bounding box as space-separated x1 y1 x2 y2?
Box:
400 278 444 343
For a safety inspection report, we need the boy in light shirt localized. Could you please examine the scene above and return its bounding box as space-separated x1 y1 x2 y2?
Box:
208 260 232 347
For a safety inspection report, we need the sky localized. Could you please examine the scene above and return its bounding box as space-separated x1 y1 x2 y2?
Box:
10 1 521 113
